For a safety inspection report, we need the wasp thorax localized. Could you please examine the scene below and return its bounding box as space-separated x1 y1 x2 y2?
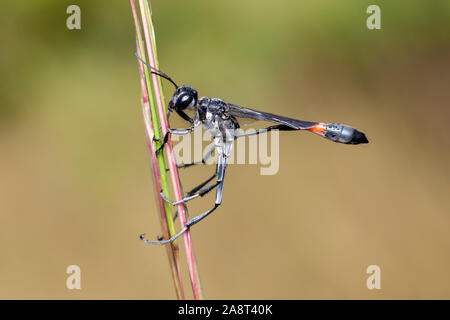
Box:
208 98 228 116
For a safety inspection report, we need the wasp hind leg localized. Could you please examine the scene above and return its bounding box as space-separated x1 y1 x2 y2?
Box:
141 157 227 245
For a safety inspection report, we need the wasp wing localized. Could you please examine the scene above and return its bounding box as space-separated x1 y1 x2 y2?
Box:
227 103 317 130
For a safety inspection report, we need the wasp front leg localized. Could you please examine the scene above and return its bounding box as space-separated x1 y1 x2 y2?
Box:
154 126 195 156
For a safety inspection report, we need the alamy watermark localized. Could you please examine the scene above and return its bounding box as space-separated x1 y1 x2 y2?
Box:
66 265 81 290
366 5 381 30
366 265 381 290
66 5 81 30
172 126 280 175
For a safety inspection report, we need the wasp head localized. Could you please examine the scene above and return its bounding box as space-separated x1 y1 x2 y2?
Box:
168 85 198 112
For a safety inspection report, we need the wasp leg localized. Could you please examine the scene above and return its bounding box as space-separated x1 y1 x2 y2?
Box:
170 173 217 223
177 144 215 169
155 126 195 155
159 181 220 206
141 157 227 245
233 125 286 140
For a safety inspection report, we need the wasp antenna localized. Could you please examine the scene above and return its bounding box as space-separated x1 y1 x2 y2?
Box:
135 53 178 88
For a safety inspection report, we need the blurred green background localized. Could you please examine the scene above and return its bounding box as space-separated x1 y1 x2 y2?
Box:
1 0 449 299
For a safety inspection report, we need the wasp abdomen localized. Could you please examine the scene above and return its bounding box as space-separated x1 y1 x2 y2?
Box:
309 123 368 145
325 123 368 144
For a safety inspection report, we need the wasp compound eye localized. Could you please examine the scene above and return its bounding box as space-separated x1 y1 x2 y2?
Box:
176 94 194 110
180 94 191 104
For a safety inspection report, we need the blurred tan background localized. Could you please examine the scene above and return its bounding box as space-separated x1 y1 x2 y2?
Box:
1 0 449 299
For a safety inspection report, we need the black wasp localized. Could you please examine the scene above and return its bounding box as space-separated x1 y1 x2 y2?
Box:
136 56 369 245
